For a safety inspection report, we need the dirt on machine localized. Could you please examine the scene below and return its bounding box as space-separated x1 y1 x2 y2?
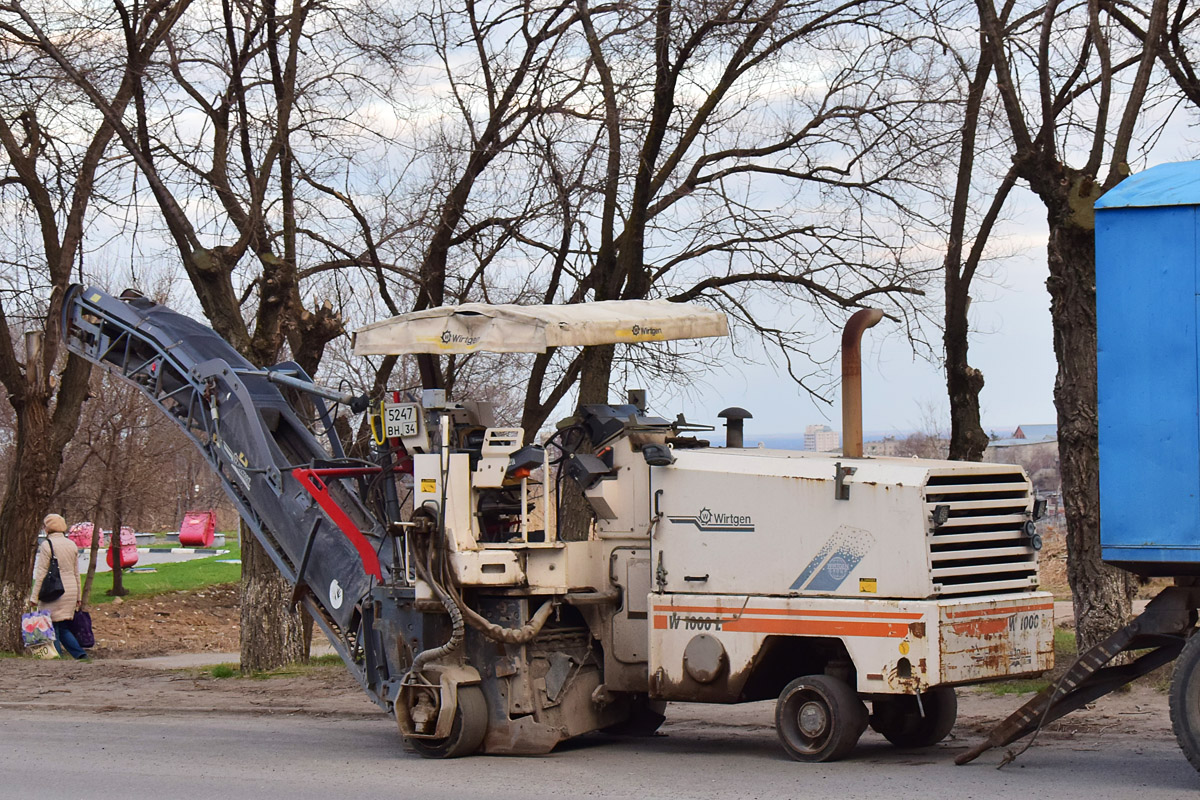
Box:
63 287 1054 761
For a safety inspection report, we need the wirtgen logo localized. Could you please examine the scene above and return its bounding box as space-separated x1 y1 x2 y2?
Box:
631 324 663 337
667 507 754 532
441 331 481 346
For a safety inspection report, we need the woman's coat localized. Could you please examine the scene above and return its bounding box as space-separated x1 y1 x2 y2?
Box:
30 532 81 622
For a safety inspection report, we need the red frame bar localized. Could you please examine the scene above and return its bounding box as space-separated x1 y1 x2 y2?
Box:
291 467 383 581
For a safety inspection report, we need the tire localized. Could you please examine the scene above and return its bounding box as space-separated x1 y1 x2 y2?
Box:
604 693 667 736
775 675 867 762
408 685 489 759
1170 632 1200 773
869 686 957 749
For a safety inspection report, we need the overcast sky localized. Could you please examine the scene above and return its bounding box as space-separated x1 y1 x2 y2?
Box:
650 196 1052 441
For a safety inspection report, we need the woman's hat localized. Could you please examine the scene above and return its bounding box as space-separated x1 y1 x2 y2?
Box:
43 514 67 533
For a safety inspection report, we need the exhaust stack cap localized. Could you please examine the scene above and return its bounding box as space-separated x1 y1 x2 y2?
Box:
718 407 753 449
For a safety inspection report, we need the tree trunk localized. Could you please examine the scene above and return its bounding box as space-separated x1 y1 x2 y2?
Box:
577 344 615 406
0 397 58 652
1046 209 1135 651
945 285 989 462
239 520 304 672
555 344 618 543
108 504 127 597
80 514 101 608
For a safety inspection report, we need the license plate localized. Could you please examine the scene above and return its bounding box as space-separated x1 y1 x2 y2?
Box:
383 403 419 439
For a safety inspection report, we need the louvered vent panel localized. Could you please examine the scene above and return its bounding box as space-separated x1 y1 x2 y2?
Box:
925 471 1038 596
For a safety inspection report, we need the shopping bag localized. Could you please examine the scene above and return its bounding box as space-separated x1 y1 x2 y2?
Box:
30 642 57 659
67 610 94 649
20 609 56 648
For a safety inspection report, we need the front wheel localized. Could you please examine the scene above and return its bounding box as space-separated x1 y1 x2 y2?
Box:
869 686 957 749
407 685 489 759
775 675 866 762
1170 632 1200 773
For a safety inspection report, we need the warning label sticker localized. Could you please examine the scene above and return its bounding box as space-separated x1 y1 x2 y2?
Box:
420 478 436 493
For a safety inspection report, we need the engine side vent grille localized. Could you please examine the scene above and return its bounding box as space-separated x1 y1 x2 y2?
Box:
925 470 1037 596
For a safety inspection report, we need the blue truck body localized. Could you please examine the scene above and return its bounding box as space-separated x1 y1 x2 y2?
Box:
1096 161 1200 573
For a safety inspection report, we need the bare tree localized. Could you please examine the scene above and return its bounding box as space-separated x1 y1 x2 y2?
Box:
377 1 946 442
973 0 1170 649
0 0 399 667
920 3 1021 462
0 0 188 648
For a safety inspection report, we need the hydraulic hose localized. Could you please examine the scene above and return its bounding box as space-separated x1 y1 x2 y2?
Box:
449 583 557 645
406 547 464 680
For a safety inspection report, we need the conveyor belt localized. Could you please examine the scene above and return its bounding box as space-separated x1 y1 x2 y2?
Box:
62 285 398 702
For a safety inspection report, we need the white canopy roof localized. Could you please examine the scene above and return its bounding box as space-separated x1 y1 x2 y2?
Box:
353 300 729 355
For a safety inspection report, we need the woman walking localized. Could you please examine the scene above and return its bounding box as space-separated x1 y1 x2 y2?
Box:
28 513 87 660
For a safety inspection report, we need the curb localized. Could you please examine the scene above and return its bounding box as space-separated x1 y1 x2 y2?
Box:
139 547 228 555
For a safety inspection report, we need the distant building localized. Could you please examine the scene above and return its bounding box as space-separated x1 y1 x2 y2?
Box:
984 423 1059 491
804 424 841 452
863 436 901 457
1013 424 1057 442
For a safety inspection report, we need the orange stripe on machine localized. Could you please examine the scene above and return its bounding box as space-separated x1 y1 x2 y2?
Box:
652 605 923 621
943 602 1054 620
652 613 909 638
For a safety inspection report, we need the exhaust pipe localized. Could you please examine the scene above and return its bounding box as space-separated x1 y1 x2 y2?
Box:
841 308 883 458
718 407 752 448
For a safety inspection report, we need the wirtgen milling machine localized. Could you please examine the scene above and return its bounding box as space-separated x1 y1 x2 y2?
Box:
63 287 1052 760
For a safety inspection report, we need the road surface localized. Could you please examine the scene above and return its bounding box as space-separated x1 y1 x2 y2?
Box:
2 700 1194 800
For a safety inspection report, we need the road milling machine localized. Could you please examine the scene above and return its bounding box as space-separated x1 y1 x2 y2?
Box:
63 286 1053 761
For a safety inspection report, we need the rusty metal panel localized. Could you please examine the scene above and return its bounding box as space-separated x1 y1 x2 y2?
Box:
648 591 1055 701
937 596 1054 684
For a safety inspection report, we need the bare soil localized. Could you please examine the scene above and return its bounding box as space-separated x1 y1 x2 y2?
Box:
3 583 377 718
0 658 380 717
88 584 241 659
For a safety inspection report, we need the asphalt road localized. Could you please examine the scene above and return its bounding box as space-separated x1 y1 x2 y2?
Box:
3 706 1196 800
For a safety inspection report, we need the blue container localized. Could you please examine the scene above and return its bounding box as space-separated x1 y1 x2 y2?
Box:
1096 161 1200 573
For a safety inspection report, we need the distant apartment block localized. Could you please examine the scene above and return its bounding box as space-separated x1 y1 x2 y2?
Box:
804 424 841 452
863 436 900 457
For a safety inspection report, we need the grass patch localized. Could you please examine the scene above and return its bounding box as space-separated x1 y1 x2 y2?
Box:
81 543 241 605
251 656 348 679
1054 627 1077 658
985 678 1051 695
309 653 343 667
202 653 347 680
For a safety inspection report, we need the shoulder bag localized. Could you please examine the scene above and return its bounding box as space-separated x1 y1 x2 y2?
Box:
37 540 65 602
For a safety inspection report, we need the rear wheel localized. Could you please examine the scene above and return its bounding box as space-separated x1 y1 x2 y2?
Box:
408 686 489 759
1170 632 1200 773
775 675 866 762
869 687 957 749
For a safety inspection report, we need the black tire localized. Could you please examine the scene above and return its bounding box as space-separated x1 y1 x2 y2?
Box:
775 675 867 762
408 686 489 759
1170 632 1200 773
869 686 957 749
604 693 667 736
